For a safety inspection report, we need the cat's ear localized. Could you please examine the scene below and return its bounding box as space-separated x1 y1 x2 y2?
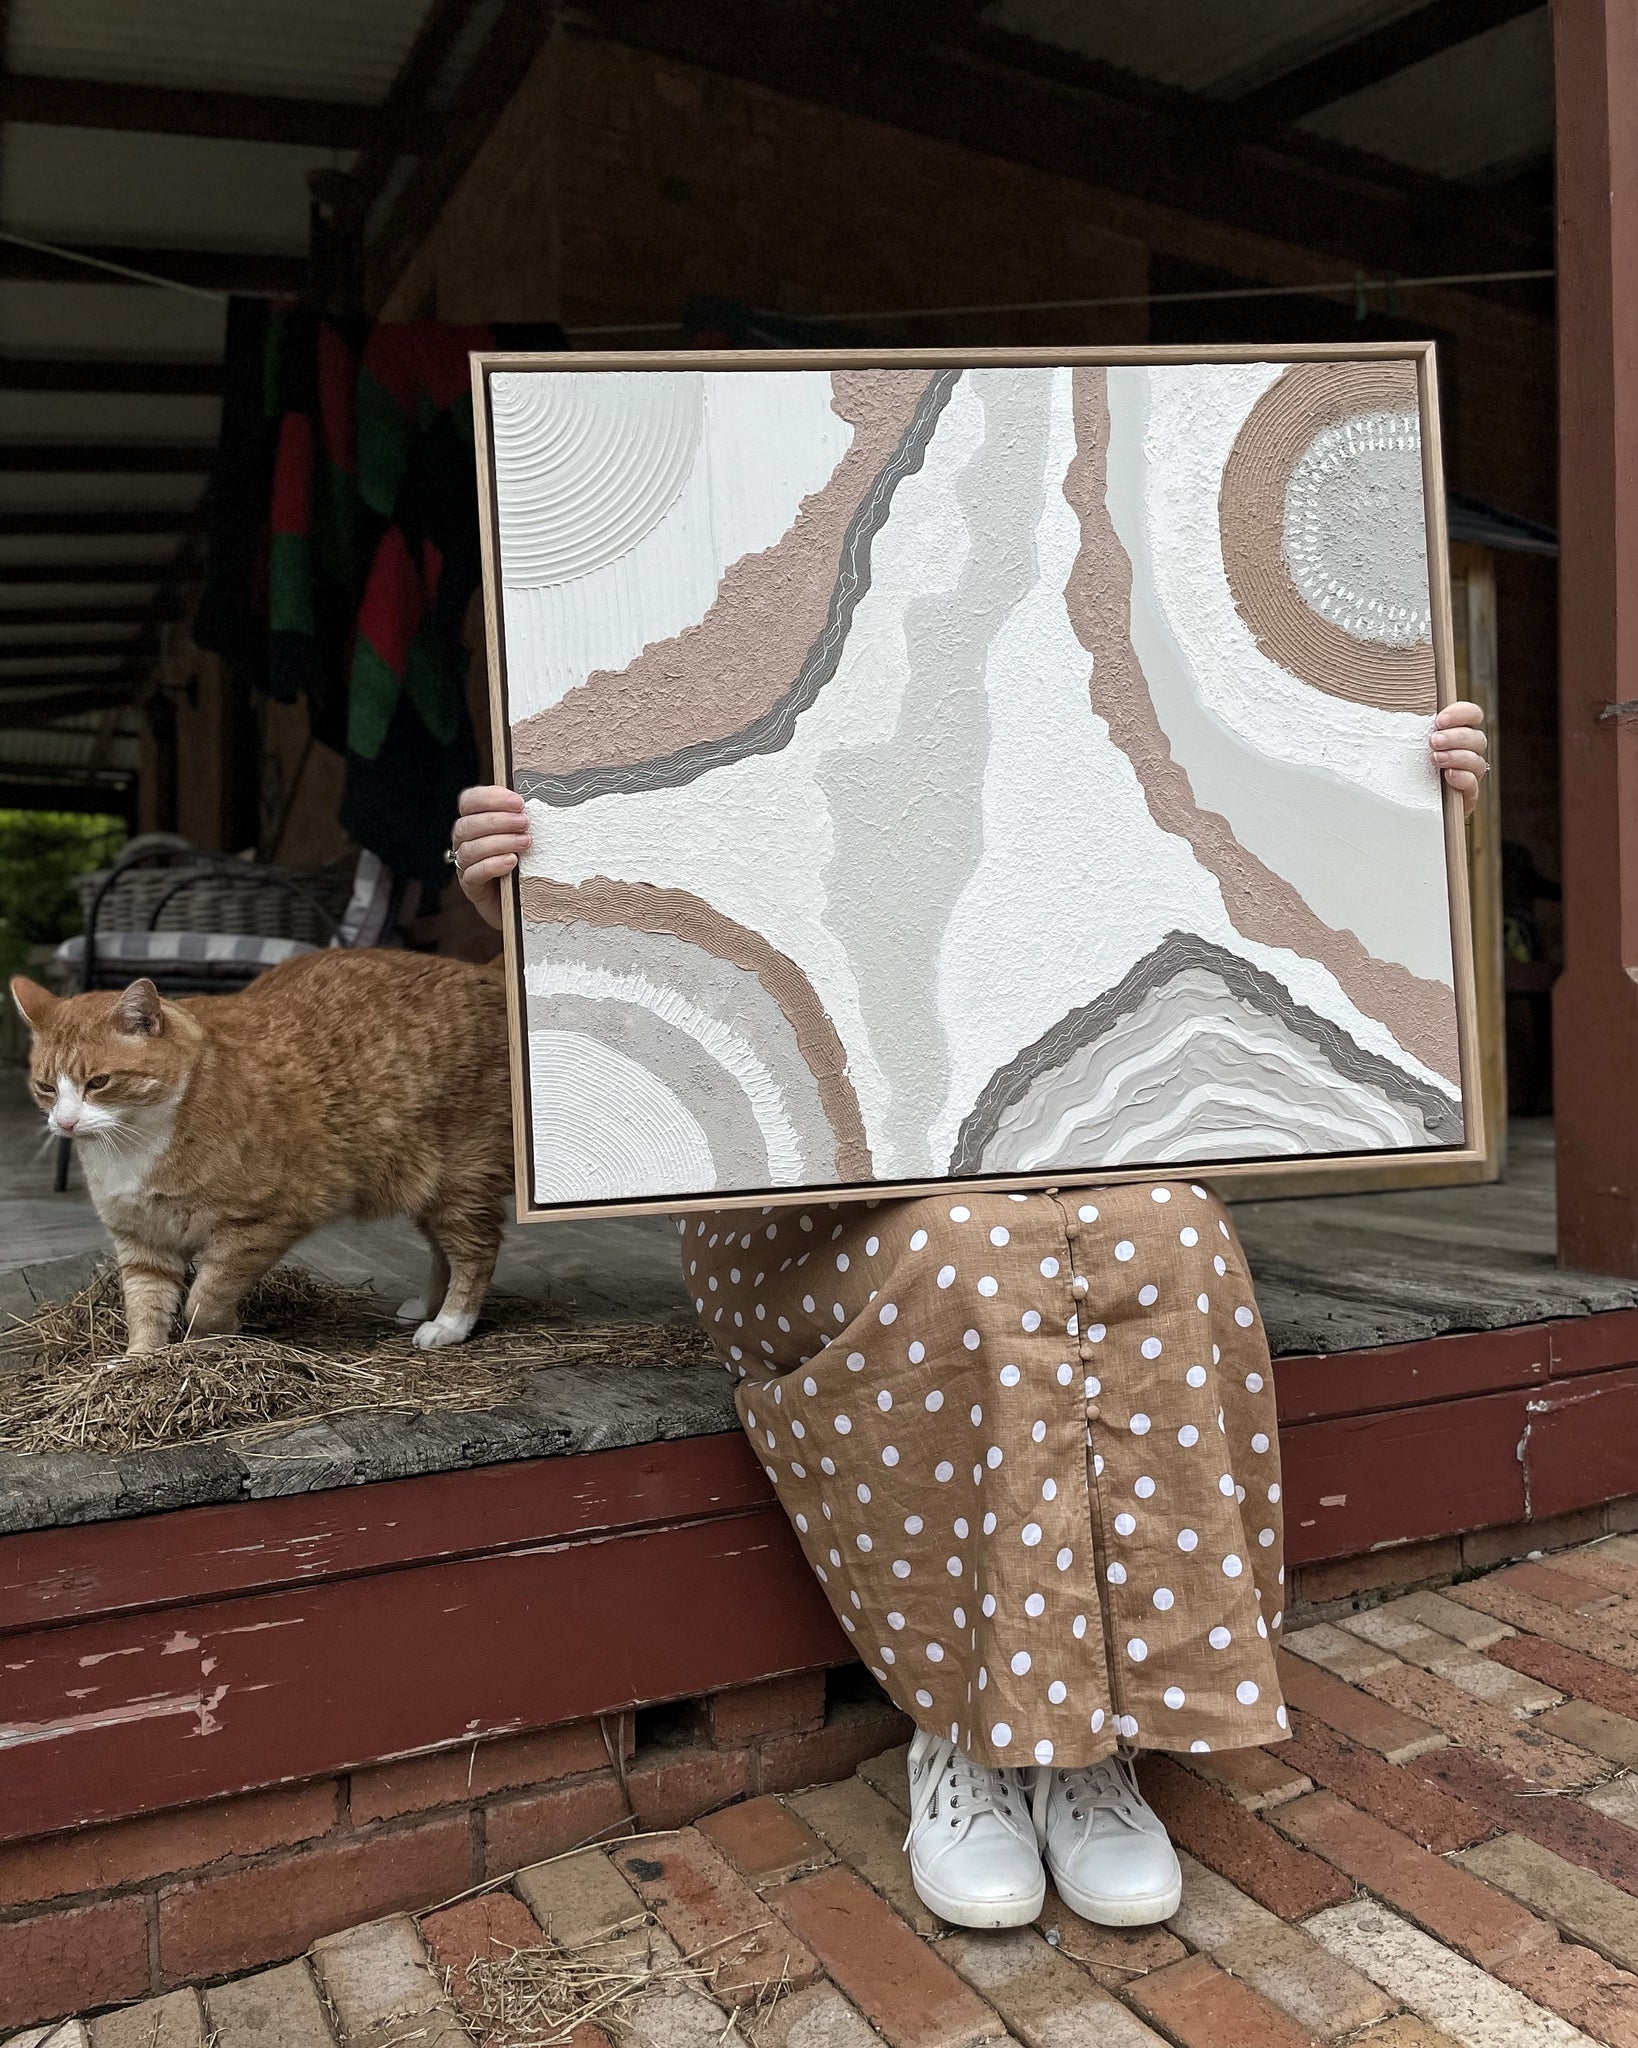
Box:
113 978 164 1037
9 976 55 1033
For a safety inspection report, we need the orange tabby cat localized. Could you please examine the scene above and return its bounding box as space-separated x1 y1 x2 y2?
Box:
11 951 513 1354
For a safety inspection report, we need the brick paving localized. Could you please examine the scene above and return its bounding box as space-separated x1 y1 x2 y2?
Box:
37 1532 1638 2047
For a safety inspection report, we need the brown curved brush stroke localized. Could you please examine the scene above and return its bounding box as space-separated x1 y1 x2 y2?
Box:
1063 367 1459 1087
511 370 937 779
1219 360 1435 713
519 875 873 1181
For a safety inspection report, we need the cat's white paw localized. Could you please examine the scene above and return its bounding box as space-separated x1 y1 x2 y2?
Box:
396 1296 428 1322
413 1309 477 1350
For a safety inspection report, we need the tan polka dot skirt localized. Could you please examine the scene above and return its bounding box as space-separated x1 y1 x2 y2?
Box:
681 1182 1287 1770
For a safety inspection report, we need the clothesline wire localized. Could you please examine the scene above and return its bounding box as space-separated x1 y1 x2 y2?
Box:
0 227 1551 331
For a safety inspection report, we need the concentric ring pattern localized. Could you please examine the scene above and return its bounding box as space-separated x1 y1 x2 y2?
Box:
491 369 703 587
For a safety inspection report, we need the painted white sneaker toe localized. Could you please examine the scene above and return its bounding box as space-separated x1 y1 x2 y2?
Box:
1034 1755 1183 1927
905 1730 1045 1930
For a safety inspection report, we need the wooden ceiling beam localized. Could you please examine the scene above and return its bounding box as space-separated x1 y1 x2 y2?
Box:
1228 0 1546 127
0 636 145 662
2 73 377 149
0 603 149 625
0 510 189 536
352 0 474 213
0 445 212 474
0 685 141 728
0 241 305 292
552 0 1550 282
0 357 221 395
0 562 163 584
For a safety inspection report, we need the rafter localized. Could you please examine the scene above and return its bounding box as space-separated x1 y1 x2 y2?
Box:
0 603 149 625
353 0 474 214
0 241 305 293
0 636 146 661
0 357 222 395
0 562 165 584
1228 0 1546 127
0 510 190 536
543 0 1549 290
2 73 377 149
0 445 212 474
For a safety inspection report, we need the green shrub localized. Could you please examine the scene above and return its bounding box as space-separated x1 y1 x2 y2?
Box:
0 809 126 988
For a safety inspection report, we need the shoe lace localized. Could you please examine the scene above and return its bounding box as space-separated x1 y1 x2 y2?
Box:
1029 1752 1147 1840
904 1737 1028 1850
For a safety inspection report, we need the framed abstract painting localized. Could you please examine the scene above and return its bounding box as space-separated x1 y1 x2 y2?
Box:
471 345 1483 1221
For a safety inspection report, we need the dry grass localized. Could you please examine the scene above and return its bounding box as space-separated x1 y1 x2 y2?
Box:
0 1262 710 1457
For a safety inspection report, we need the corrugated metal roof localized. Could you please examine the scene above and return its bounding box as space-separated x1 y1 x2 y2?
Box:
1301 10 1553 178
982 0 1426 98
9 0 435 103
0 714 140 773
0 282 225 359
2 127 343 252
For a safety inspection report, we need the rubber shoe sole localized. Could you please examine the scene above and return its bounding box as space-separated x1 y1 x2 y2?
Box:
910 1861 1047 1930
1048 1853 1182 1927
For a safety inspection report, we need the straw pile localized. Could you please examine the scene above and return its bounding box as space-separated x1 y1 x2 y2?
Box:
0 1262 710 1457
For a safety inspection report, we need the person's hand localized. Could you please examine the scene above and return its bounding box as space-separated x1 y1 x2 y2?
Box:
1429 701 1489 820
452 784 530 930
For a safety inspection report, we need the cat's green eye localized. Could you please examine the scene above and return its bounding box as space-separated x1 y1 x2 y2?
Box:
85 1075 110 1091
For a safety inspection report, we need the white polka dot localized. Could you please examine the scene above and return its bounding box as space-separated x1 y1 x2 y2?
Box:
1056 1546 1073 1570
892 1559 912 1578
1000 1364 1021 1387
1235 1306 1255 1327
1127 1637 1148 1662
950 1205 970 1222
1140 1337 1163 1360
866 1237 879 1256
1022 1523 1043 1546
801 1294 814 1313
954 1518 969 1538
836 1253 850 1273
989 1225 1010 1247
970 1403 983 1425
915 1689 934 1708
888 1610 906 1629
1084 1375 1101 1398
1251 1432 1270 1454
1021 1310 1042 1333
1180 1226 1199 1247
877 1391 893 1412
1218 1474 1235 1497
1087 1323 1107 1344
1114 1241 1135 1262
882 1445 900 1467
1010 1651 1032 1675
1138 1283 1159 1306
986 1446 1004 1469
1114 1512 1136 1536
1042 1478 1058 1501
803 1376 818 1395
1047 1681 1068 1705
1246 1373 1265 1394
1236 1680 1260 1705
1187 1366 1208 1388
935 1460 954 1482
1057 1363 1075 1386
1135 1476 1156 1499
1040 1256 1060 1278
991 1722 1013 1746
1164 1686 1186 1709
1031 1420 1047 1444
910 1229 928 1251
963 1329 981 1350
928 1643 946 1662
1089 1706 1105 1731
833 1414 852 1434
982 1594 997 1616
937 1265 956 1288
856 1533 873 1552
879 1303 898 1325
977 1276 999 1298
1259 1527 1277 1547
1034 1737 1055 1764
925 1390 944 1413
1078 1204 1099 1221
1178 1528 1199 1552
845 1350 866 1373
1152 1587 1175 1612
1117 1715 1140 1740
1214 1256 1227 1276
1277 1706 1289 1730
1130 1413 1151 1435
1107 1561 1127 1585
1178 1425 1200 1448
1151 1187 1171 1203
1269 1484 1282 1503
1222 1554 1244 1578
1073 1614 1088 1639
983 1513 998 1534
1025 1592 1047 1617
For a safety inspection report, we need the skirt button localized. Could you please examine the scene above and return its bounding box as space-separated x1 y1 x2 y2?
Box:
1085 1402 1101 1422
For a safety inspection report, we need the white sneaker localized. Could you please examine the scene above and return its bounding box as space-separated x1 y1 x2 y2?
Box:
1031 1754 1183 1926
904 1730 1046 1929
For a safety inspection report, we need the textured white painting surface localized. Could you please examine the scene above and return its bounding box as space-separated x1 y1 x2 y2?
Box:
487 357 1462 1210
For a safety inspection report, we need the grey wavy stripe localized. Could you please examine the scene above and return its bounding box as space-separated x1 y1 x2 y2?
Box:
517 370 961 808
951 930 1464 1174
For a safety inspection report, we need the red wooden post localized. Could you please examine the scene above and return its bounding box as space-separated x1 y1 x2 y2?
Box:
1552 0 1638 1273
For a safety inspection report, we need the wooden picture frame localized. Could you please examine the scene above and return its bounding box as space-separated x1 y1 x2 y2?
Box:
472 343 1485 1223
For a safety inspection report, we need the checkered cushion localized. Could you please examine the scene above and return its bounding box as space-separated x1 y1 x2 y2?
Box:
55 930 320 976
